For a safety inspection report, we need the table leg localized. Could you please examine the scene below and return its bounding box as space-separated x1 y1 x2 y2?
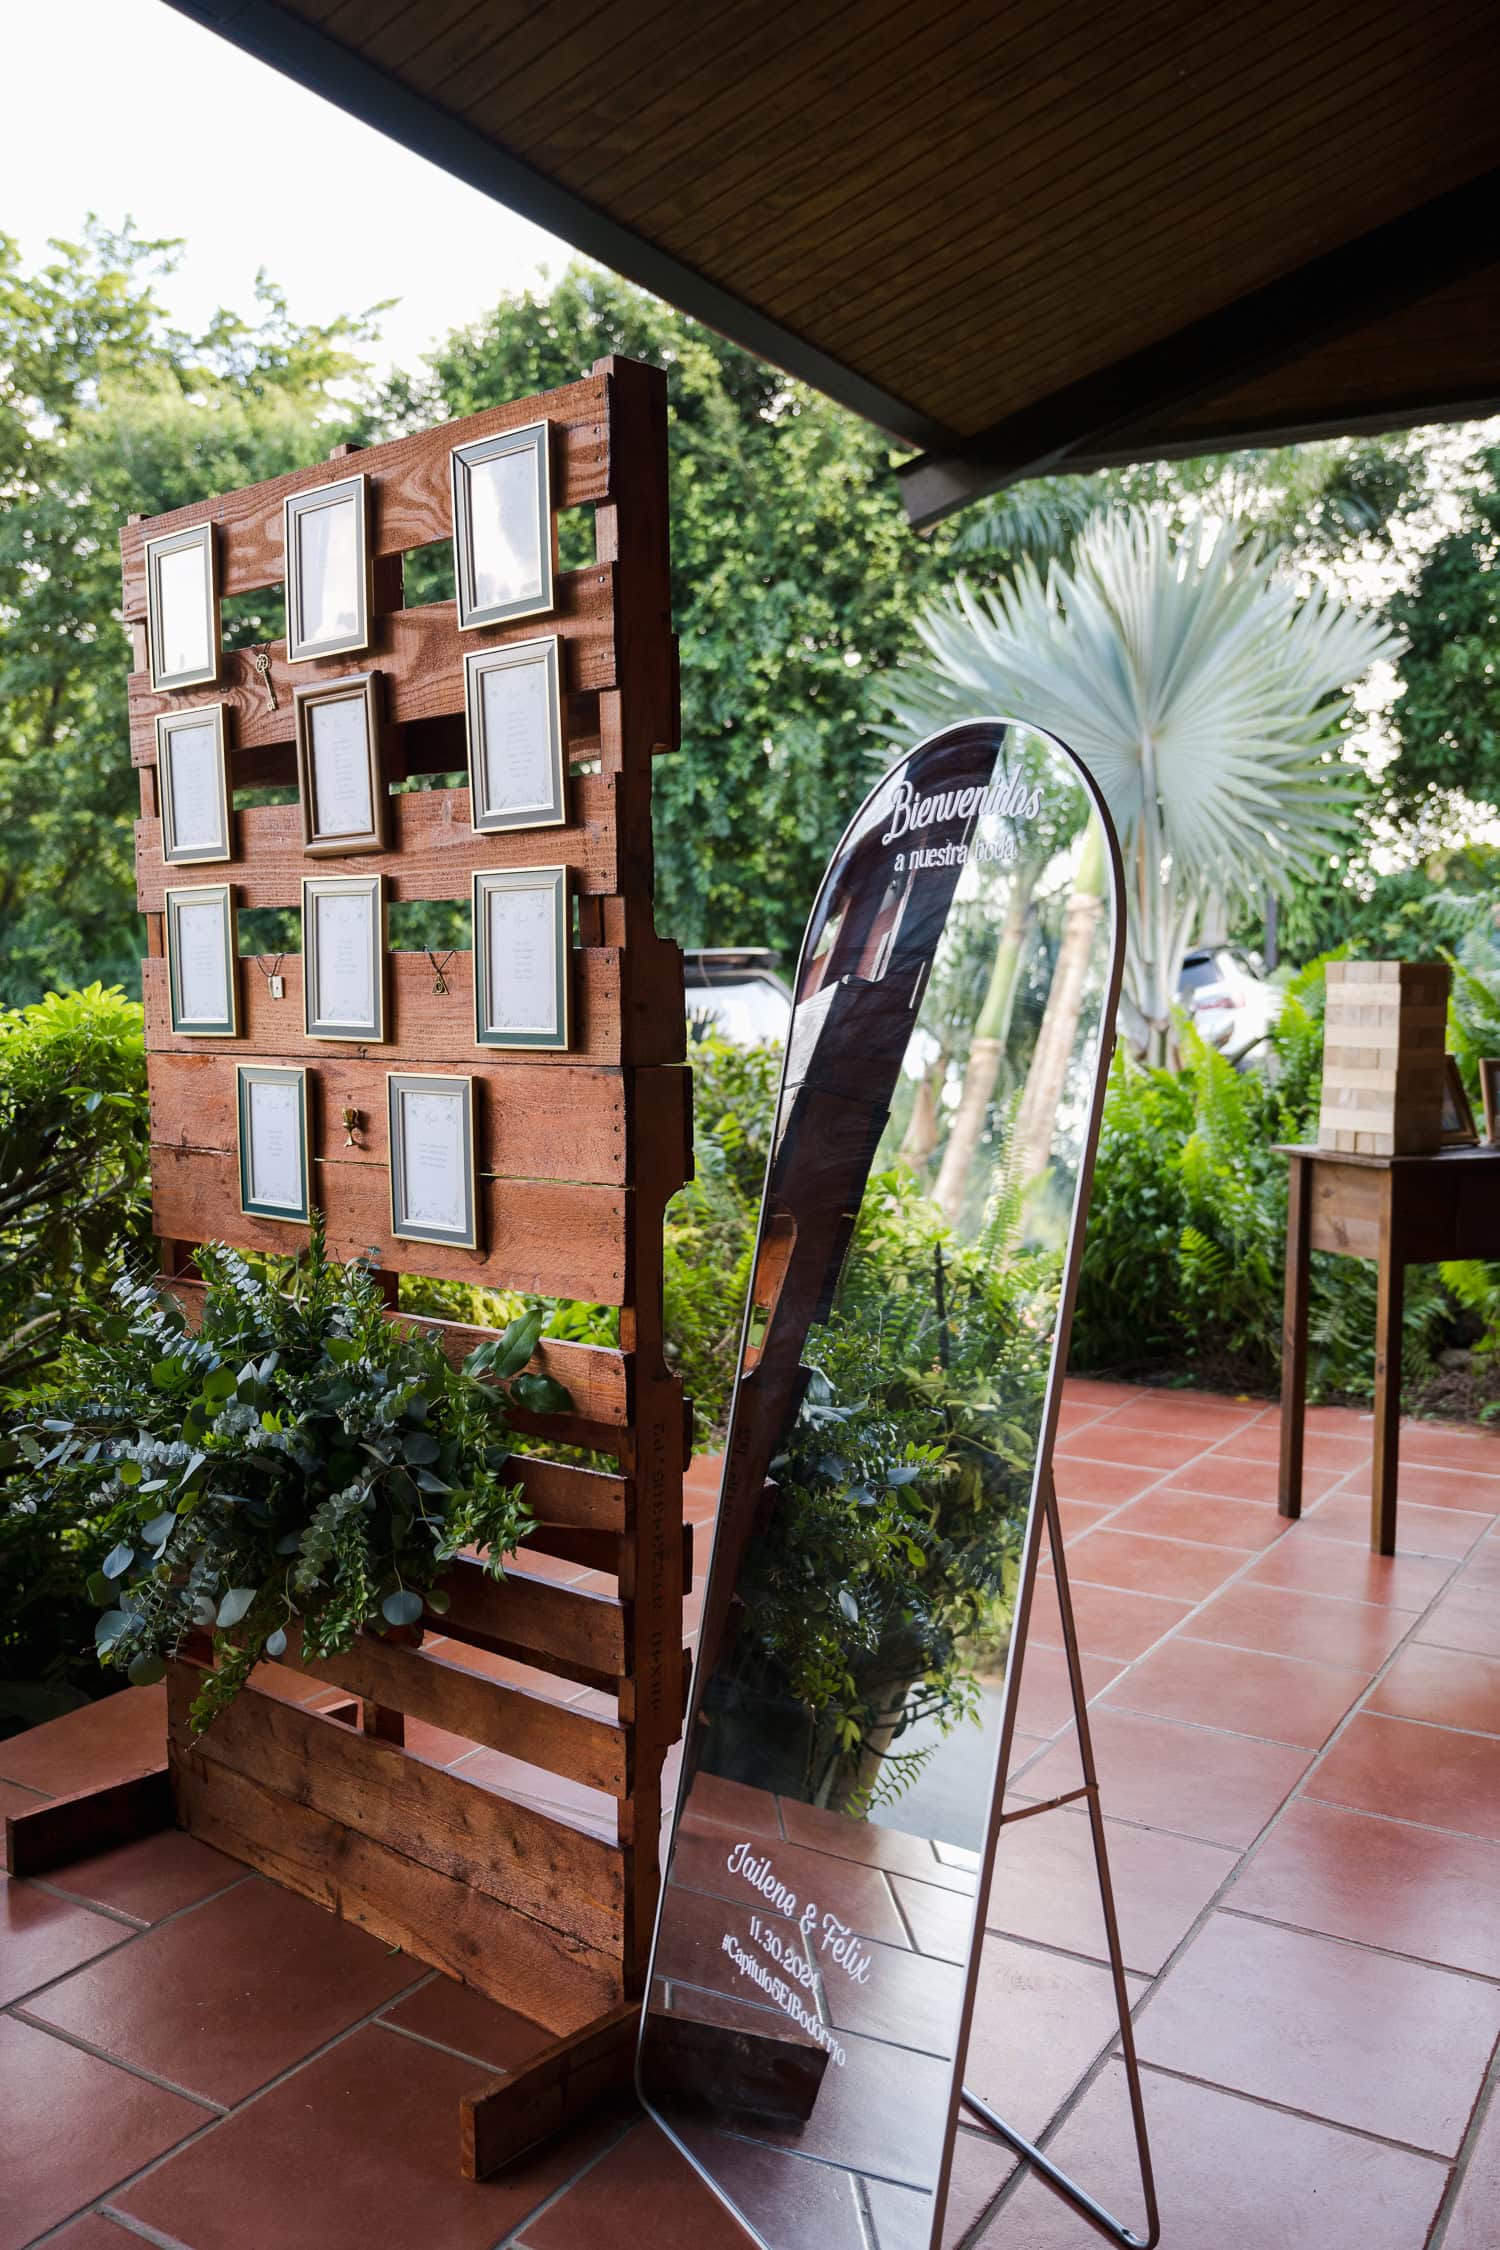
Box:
1371 1246 1404 1557
1279 1156 1312 1520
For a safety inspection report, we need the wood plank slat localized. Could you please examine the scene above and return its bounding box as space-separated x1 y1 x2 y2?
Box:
172 1744 618 2033
121 373 609 614
141 951 651 1067
148 1049 629 1187
149 1144 629 1302
276 1628 631 1797
169 1665 624 1952
127 569 617 765
135 774 619 910
435 1553 630 1689
4 1770 172 1878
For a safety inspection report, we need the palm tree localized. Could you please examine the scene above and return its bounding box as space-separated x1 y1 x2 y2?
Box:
886 507 1399 1063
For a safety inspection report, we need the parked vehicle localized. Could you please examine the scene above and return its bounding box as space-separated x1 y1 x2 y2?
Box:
684 948 792 1045
1178 946 1283 1058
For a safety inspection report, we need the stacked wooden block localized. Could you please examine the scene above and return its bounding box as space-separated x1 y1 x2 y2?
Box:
1317 959 1450 1154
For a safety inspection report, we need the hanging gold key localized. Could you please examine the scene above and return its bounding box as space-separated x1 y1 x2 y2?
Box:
250 646 278 711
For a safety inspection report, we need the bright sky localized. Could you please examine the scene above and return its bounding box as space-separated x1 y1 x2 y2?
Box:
0 0 572 376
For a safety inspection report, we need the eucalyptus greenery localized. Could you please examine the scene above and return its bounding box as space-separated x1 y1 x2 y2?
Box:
11 1225 568 1728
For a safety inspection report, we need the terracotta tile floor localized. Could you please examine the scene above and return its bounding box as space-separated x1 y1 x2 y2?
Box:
4 1379 1500 2246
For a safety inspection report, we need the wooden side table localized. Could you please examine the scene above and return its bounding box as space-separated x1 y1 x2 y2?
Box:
1278 1144 1500 1554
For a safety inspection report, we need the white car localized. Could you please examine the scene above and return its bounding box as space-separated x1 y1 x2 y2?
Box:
684 949 792 1046
1178 947 1283 1058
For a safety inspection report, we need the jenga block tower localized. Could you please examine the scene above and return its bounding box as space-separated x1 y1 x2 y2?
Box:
1318 959 1450 1155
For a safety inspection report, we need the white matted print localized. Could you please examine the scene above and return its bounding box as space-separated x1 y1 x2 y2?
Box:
303 873 386 1043
285 474 371 664
157 706 232 864
450 420 553 630
237 1065 311 1224
145 521 219 692
165 882 238 1037
387 1073 478 1249
293 674 387 854
464 637 565 833
472 865 569 1051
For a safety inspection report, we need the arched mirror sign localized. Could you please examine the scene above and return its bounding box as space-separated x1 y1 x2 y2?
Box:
638 719 1136 2249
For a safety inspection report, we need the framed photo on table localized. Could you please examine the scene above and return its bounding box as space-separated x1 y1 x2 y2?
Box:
157 706 232 864
1440 1054 1479 1147
164 882 239 1038
472 865 570 1051
450 420 553 630
285 474 371 664
293 674 387 855
145 521 219 692
302 873 386 1043
1480 1058 1500 1146
237 1065 311 1225
387 1073 478 1250
463 637 565 833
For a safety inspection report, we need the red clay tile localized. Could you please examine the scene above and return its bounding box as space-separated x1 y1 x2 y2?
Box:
1030 1580 1192 1663
1309 1710 1500 1841
889 1871 977 1962
1245 1534 1455 1611
1390 1461 1500 1511
1368 1643 1500 1736
678 1771 784 1837
1136 1910 1500 2153
1186 1580 1411 1669
1165 1455 1341 1505
379 1975 554 2073
522 2119 799 2250
0 2014 205 2250
1050 1528 1246 1602
822 1928 966 2053
1017 1709 1312 1849
778 1796 973 1891
1107 1489 1290 1552
46 1829 242 1925
1051 1459 1164 1506
1399 1422 1500 1472
963 1933 1146 2146
1095 1397 1262 1439
1054 1426 1206 1471
1215 1425 1372 1470
1049 1496 1116 1539
1063 1378 1146 1408
722 2014 954 2184
117 2022 623 2250
669 2116 917 2250
1445 2083 1500 2250
989 2058 1446 2248
670 1825 910 1948
1303 1488 1492 1558
26 1874 423 2104
1418 1581 1500 1658
1009 1643 1124 1737
0 1686 164 1795
936 2125 1018 2247
0 1880 130 2007
1102 1638 1367 1750
0 1776 47 1820
986 1804 1235 1974
41 2219 144 2250
1228 1798 1500 1978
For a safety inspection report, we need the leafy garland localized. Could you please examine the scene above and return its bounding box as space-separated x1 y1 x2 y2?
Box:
13 1223 568 1728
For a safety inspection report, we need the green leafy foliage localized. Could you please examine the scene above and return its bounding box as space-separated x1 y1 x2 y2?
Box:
7 1223 555 1728
1384 445 1500 825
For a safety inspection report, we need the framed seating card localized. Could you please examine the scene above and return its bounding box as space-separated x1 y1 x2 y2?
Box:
450 420 553 630
145 521 219 692
285 473 371 664
303 873 386 1043
472 865 570 1051
464 637 565 833
387 1073 478 1249
293 674 387 855
157 706 232 865
237 1064 311 1225
164 882 239 1038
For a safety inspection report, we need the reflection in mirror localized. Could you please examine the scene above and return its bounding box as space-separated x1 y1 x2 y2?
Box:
640 721 1123 2249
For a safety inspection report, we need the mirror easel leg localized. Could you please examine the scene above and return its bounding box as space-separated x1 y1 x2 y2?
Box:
959 1471 1161 2249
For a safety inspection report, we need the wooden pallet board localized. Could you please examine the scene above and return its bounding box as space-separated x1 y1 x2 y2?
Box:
122 361 688 2138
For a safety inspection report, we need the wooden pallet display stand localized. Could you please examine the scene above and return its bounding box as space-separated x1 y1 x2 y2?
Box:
4 358 688 2176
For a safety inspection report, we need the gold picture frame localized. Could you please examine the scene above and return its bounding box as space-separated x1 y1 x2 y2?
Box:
302 872 387 1043
145 520 220 692
463 636 566 834
157 705 233 865
1440 1054 1479 1147
386 1072 479 1250
293 673 387 855
450 419 554 631
285 473 372 665
1478 1058 1500 1146
164 882 239 1038
471 864 571 1052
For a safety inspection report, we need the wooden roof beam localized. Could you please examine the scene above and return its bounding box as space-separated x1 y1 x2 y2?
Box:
897 167 1500 530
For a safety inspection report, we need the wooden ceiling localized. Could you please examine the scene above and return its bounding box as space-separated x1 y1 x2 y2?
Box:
170 0 1500 523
